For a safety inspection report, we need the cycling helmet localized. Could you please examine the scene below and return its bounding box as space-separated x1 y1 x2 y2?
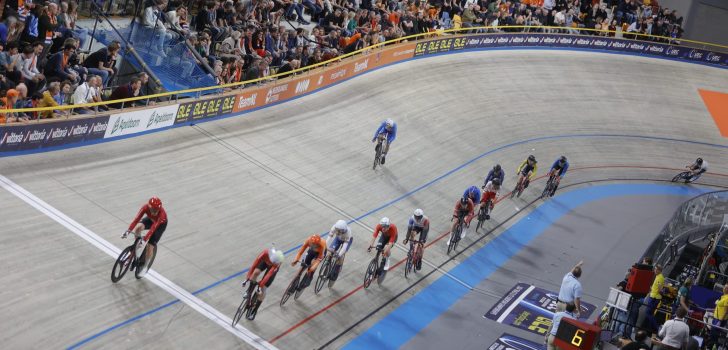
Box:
380 217 391 227
492 178 501 186
528 155 536 162
460 197 469 206
413 208 424 220
385 118 394 127
494 164 502 172
268 248 285 265
148 197 162 210
334 219 348 233
560 155 567 163
696 157 703 165
308 234 322 245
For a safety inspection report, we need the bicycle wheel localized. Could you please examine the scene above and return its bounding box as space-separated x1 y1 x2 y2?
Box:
404 251 413 278
363 258 378 289
414 245 423 271
135 245 157 279
672 172 688 183
111 245 134 283
314 258 331 294
232 296 247 326
373 143 382 170
328 261 341 289
280 274 299 306
453 224 462 251
476 206 486 232
447 225 460 254
294 273 310 300
245 292 259 320
376 257 387 286
541 180 552 199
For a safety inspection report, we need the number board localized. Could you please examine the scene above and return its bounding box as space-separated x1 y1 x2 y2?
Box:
553 317 600 350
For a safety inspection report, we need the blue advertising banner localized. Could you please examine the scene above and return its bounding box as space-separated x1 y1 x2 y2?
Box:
0 115 110 153
489 333 546 350
414 33 728 67
484 283 597 336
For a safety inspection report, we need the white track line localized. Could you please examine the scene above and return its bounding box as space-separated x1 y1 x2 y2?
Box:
0 174 277 350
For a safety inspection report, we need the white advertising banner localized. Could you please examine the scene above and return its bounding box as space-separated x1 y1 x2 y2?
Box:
104 104 179 139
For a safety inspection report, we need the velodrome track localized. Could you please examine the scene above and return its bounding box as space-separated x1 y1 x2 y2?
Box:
1 49 728 349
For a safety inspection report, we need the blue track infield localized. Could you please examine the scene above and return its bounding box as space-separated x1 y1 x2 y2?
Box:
343 183 709 350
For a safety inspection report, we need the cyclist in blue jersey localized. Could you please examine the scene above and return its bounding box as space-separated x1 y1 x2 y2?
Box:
463 185 481 227
484 164 505 188
371 118 397 164
548 156 570 194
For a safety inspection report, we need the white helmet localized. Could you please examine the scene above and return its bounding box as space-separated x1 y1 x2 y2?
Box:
380 217 391 227
268 248 284 265
413 209 424 218
334 219 348 233
385 118 394 127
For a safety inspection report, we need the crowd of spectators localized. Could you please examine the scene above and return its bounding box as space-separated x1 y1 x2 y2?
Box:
0 0 690 122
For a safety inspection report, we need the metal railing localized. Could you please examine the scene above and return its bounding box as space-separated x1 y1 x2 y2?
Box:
3 25 728 120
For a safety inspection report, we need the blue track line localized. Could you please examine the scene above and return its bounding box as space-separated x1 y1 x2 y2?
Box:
343 183 710 349
67 133 728 348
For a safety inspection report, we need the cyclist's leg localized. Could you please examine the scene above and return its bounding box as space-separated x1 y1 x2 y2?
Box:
145 222 166 264
134 217 152 238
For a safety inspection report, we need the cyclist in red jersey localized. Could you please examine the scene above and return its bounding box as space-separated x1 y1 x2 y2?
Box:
368 217 398 271
450 196 474 241
291 235 327 289
123 197 167 267
243 247 284 316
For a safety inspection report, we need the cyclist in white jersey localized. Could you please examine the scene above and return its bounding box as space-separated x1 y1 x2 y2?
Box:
326 220 353 280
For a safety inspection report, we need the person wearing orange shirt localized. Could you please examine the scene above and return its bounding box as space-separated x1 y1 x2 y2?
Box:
291 234 327 289
368 217 398 271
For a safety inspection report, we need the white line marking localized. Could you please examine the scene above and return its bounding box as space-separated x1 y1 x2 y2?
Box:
0 174 277 350
496 285 535 323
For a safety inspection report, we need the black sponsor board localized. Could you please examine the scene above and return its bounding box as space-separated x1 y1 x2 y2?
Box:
414 37 467 56
175 95 237 124
0 115 110 153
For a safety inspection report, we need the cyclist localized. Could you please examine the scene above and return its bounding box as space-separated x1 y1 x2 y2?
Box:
368 217 398 271
291 234 327 290
449 196 474 244
404 209 430 244
484 164 505 188
123 197 168 271
325 220 353 280
242 247 285 317
515 155 538 191
463 185 481 227
686 157 708 182
371 118 397 164
547 156 570 194
481 178 501 219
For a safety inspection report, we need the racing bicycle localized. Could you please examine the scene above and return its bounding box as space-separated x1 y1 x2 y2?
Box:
111 233 157 283
314 251 342 293
280 261 314 306
475 195 494 231
363 245 388 288
232 280 260 324
511 175 529 198
448 211 467 254
373 133 388 170
404 238 424 278
672 170 696 183
541 172 559 199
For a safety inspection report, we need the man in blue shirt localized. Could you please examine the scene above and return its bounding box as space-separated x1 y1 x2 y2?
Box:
372 118 397 164
484 164 505 188
547 303 577 350
548 156 569 196
558 260 583 318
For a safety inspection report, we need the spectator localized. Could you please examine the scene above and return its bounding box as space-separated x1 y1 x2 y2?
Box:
705 284 727 350
0 41 22 86
39 3 62 55
58 1 89 51
107 77 142 109
0 89 23 123
276 58 299 76
620 330 650 350
83 41 120 87
674 278 692 314
58 80 73 105
546 302 577 350
653 307 689 350
642 264 664 332
558 260 583 318
21 3 41 45
142 0 173 57
38 81 62 119
71 75 99 113
20 43 46 93
166 6 191 37
45 42 80 84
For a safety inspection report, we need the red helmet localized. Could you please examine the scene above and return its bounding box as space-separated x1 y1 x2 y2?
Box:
308 234 321 245
148 197 162 210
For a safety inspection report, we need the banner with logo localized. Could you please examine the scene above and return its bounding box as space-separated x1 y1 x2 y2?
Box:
413 33 728 66
488 333 545 350
104 104 179 139
484 283 597 336
175 95 236 124
0 115 109 153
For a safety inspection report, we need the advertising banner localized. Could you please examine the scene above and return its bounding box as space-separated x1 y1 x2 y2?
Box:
104 104 179 139
0 115 109 153
488 333 545 350
175 95 236 124
411 33 728 67
484 283 597 336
